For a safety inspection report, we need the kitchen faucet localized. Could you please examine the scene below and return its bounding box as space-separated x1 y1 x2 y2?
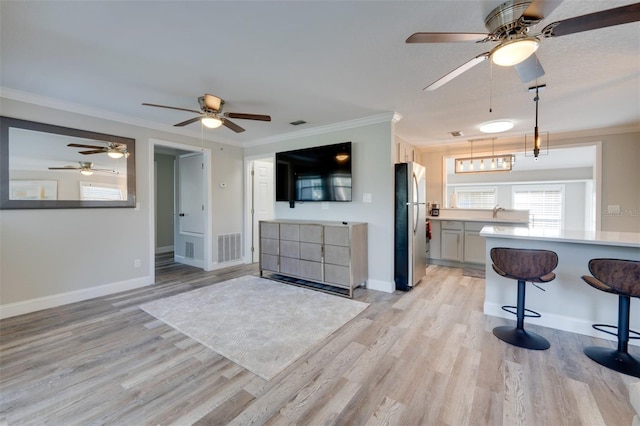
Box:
493 204 505 218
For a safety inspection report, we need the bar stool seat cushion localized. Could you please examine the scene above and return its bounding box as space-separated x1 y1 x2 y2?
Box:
582 275 619 294
490 248 558 282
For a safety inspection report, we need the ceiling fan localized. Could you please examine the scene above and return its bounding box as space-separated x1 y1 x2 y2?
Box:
67 142 128 159
142 93 271 133
48 161 118 176
407 1 640 91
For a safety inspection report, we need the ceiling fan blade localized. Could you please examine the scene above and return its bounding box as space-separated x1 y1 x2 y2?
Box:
514 53 545 83
174 117 202 127
142 102 201 114
48 166 79 170
521 0 562 22
67 143 104 149
222 118 245 133
424 52 489 91
542 3 640 37
78 149 107 155
203 94 222 111
406 32 488 43
93 168 119 174
224 112 271 121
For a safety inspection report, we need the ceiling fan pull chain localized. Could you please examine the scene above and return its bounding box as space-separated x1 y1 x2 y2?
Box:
489 59 493 113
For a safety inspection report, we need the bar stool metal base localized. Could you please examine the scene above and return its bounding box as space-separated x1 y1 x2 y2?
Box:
584 346 640 378
493 326 550 350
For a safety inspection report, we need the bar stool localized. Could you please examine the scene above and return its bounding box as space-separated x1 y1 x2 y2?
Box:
490 247 558 350
582 258 640 378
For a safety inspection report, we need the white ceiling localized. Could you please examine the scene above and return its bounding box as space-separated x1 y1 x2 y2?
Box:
1 1 638 148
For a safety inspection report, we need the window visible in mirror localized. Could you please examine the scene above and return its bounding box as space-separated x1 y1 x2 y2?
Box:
0 116 136 209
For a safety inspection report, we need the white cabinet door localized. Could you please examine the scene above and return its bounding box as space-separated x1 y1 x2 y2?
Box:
464 230 486 264
441 230 463 261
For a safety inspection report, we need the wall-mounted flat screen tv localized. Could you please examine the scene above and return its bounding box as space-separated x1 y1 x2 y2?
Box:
276 142 352 202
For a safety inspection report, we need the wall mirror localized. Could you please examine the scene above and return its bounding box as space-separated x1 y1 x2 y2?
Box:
0 116 136 209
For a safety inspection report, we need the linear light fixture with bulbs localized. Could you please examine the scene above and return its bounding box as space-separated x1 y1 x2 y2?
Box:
455 139 515 174
455 154 515 173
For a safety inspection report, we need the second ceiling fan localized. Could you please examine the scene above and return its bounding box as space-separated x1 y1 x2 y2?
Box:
142 93 271 133
407 0 640 91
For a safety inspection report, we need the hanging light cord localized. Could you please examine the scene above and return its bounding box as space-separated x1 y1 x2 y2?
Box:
533 86 540 158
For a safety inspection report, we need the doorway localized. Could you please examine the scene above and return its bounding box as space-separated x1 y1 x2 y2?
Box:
149 138 213 284
244 155 275 264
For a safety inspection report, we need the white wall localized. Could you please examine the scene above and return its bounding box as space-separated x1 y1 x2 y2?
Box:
244 120 396 292
0 97 245 317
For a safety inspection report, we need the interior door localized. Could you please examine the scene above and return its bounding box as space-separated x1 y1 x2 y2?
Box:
251 159 274 263
178 153 204 235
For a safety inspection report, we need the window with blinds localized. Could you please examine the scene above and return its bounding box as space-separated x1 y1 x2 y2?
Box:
454 187 497 209
513 185 563 230
80 182 124 201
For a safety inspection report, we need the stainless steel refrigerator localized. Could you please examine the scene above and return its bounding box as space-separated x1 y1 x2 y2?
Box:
394 162 427 291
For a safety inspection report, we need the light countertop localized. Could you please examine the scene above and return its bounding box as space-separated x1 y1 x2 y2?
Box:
480 225 640 248
429 216 529 224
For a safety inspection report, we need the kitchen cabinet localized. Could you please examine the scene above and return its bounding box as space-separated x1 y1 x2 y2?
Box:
259 220 368 297
430 218 528 267
463 222 486 264
440 221 464 262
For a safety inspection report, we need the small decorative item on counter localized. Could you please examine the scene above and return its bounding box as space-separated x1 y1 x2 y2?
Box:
449 192 457 208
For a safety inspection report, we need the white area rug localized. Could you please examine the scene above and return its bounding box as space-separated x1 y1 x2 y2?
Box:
139 275 369 380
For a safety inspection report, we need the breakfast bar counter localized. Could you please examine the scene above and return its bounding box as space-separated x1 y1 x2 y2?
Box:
480 225 640 343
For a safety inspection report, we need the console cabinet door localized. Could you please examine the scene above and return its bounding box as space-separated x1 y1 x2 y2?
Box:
259 222 279 272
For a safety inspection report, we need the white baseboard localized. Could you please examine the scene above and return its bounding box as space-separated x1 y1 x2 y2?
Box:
0 276 154 320
483 301 638 346
365 279 394 293
174 255 204 269
211 259 244 270
155 245 174 254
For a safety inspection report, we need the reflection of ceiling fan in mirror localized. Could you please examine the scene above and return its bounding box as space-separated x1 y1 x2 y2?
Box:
406 1 640 91
142 93 271 133
68 142 129 158
48 161 118 176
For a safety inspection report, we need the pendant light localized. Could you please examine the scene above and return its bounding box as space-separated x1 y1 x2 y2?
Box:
525 84 549 159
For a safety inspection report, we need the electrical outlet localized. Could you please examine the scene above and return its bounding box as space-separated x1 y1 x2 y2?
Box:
134 259 141 268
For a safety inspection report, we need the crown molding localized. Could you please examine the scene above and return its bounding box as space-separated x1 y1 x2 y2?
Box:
416 123 640 150
242 111 399 148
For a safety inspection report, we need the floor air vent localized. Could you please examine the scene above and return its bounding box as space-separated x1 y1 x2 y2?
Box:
185 241 195 259
217 233 241 263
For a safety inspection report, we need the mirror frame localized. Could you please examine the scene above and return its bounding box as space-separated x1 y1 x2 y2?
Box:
0 116 136 209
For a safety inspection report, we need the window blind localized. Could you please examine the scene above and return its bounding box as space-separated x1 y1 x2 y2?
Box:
513 185 563 230
454 187 497 209
80 183 124 201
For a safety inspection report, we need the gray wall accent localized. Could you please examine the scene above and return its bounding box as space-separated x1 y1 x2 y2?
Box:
1 97 244 308
422 132 640 233
244 121 396 292
154 153 174 252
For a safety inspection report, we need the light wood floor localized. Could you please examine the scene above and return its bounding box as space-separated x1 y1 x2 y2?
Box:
1 254 638 425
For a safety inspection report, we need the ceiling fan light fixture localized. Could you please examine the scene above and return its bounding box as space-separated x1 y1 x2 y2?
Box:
80 169 94 176
201 116 223 129
107 151 124 159
491 37 539 66
479 120 514 133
